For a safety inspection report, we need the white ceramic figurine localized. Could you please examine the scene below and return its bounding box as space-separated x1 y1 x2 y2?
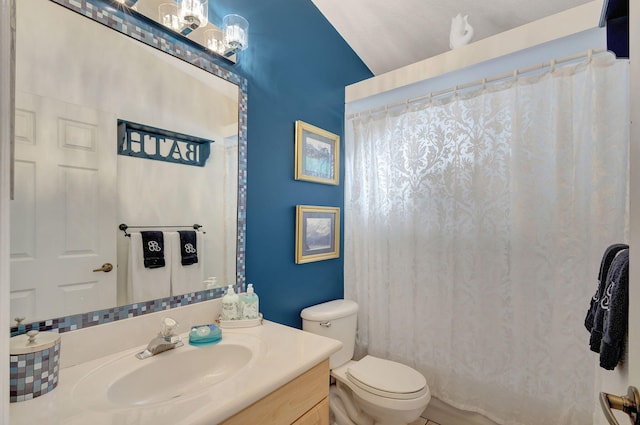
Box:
449 13 475 49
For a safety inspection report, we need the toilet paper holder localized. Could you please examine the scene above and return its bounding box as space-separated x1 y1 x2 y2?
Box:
600 386 640 425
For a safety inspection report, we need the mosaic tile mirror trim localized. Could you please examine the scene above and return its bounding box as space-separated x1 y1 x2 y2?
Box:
11 0 248 337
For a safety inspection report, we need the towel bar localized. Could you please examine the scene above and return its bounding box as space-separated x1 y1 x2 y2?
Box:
119 223 204 237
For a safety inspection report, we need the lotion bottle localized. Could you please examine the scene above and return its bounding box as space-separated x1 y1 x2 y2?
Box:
241 283 259 320
221 285 240 320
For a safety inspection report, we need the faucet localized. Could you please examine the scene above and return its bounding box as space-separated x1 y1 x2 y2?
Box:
136 317 183 359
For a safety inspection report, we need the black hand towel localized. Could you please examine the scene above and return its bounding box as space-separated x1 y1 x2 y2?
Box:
585 243 629 341
600 249 629 370
177 230 198 266
141 231 165 269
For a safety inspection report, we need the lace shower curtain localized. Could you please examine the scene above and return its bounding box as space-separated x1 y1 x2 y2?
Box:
345 53 629 425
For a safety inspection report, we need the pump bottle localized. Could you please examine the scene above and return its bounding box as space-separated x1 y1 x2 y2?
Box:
221 285 240 320
241 284 259 320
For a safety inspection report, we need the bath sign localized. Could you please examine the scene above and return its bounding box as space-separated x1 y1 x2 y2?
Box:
118 120 212 167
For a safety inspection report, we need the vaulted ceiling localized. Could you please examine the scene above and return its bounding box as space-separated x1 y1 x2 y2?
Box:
311 0 599 75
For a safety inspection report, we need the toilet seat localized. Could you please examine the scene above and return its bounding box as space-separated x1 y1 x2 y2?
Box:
344 355 428 400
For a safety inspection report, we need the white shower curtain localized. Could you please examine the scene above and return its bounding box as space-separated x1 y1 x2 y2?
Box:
345 53 629 425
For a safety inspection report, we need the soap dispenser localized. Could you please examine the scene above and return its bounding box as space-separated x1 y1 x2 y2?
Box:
221 284 240 320
241 283 259 319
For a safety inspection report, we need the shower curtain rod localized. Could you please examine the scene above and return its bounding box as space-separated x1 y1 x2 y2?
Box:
347 48 607 120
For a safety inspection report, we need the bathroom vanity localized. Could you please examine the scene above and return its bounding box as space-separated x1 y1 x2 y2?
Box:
9 317 340 425
221 360 329 425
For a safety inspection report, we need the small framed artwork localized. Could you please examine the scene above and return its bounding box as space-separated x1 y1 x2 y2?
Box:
295 205 340 264
295 120 340 185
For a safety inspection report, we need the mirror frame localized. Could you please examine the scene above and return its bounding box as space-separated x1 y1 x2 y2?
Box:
10 0 247 336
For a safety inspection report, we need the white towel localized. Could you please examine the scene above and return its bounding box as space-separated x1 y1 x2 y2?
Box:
169 231 205 295
127 232 172 304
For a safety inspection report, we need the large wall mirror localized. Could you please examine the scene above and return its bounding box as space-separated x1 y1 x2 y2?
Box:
10 0 247 329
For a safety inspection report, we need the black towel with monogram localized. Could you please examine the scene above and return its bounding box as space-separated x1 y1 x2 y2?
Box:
585 243 629 344
141 231 165 269
178 230 198 266
599 249 629 370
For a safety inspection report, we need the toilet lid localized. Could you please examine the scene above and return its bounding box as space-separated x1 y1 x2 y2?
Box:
346 355 427 400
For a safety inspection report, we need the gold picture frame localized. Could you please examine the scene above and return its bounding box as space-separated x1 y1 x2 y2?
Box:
295 205 340 264
295 120 340 185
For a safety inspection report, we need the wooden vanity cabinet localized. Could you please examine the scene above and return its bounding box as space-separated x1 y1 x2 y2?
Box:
220 359 330 425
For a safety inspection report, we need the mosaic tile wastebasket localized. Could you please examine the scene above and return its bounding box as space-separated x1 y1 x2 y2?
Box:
10 330 61 402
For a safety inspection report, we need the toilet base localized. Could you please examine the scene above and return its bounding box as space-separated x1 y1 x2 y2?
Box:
330 383 372 425
330 381 427 425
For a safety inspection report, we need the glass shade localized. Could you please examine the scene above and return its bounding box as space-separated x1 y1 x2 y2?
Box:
205 27 225 55
179 0 208 30
158 3 181 31
223 14 249 53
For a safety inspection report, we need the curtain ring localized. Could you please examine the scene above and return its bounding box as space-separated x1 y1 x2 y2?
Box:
588 49 593 63
482 78 487 90
550 59 556 72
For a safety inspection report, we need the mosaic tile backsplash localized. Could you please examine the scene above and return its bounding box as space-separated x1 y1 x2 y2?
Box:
10 287 232 337
10 341 61 403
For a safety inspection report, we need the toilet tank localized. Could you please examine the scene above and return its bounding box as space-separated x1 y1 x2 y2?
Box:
301 299 358 369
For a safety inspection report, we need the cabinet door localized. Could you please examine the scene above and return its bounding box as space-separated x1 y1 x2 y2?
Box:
292 398 329 425
220 359 329 425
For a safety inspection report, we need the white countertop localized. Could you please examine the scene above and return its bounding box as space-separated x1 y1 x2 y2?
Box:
10 320 342 425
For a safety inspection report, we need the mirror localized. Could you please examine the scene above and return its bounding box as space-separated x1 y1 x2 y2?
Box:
10 0 246 326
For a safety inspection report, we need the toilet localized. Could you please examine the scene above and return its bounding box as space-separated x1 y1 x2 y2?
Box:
301 299 430 425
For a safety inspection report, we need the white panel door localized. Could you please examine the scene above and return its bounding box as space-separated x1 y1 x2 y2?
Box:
10 92 117 322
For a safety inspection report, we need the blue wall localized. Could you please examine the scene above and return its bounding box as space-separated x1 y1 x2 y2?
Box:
212 0 373 327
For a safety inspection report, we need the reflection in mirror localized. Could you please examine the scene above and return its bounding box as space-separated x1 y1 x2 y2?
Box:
10 0 244 326
122 0 249 60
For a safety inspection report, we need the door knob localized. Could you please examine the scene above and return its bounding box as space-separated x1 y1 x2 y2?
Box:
600 386 640 425
92 263 113 273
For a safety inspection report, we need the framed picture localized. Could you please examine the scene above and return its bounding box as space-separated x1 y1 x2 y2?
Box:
295 120 340 185
295 205 340 264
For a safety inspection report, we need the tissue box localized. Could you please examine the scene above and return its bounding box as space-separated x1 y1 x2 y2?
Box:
9 332 61 402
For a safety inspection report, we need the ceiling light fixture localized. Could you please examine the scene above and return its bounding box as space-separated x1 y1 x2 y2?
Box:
221 14 248 56
116 0 248 59
178 0 208 35
156 0 249 57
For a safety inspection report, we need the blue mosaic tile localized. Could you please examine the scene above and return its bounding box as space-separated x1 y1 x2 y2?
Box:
10 0 247 338
10 342 61 403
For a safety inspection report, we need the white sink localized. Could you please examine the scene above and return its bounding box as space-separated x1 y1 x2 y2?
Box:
11 320 343 425
71 333 262 410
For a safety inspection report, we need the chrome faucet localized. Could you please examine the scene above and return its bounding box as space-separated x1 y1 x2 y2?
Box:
136 317 183 359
